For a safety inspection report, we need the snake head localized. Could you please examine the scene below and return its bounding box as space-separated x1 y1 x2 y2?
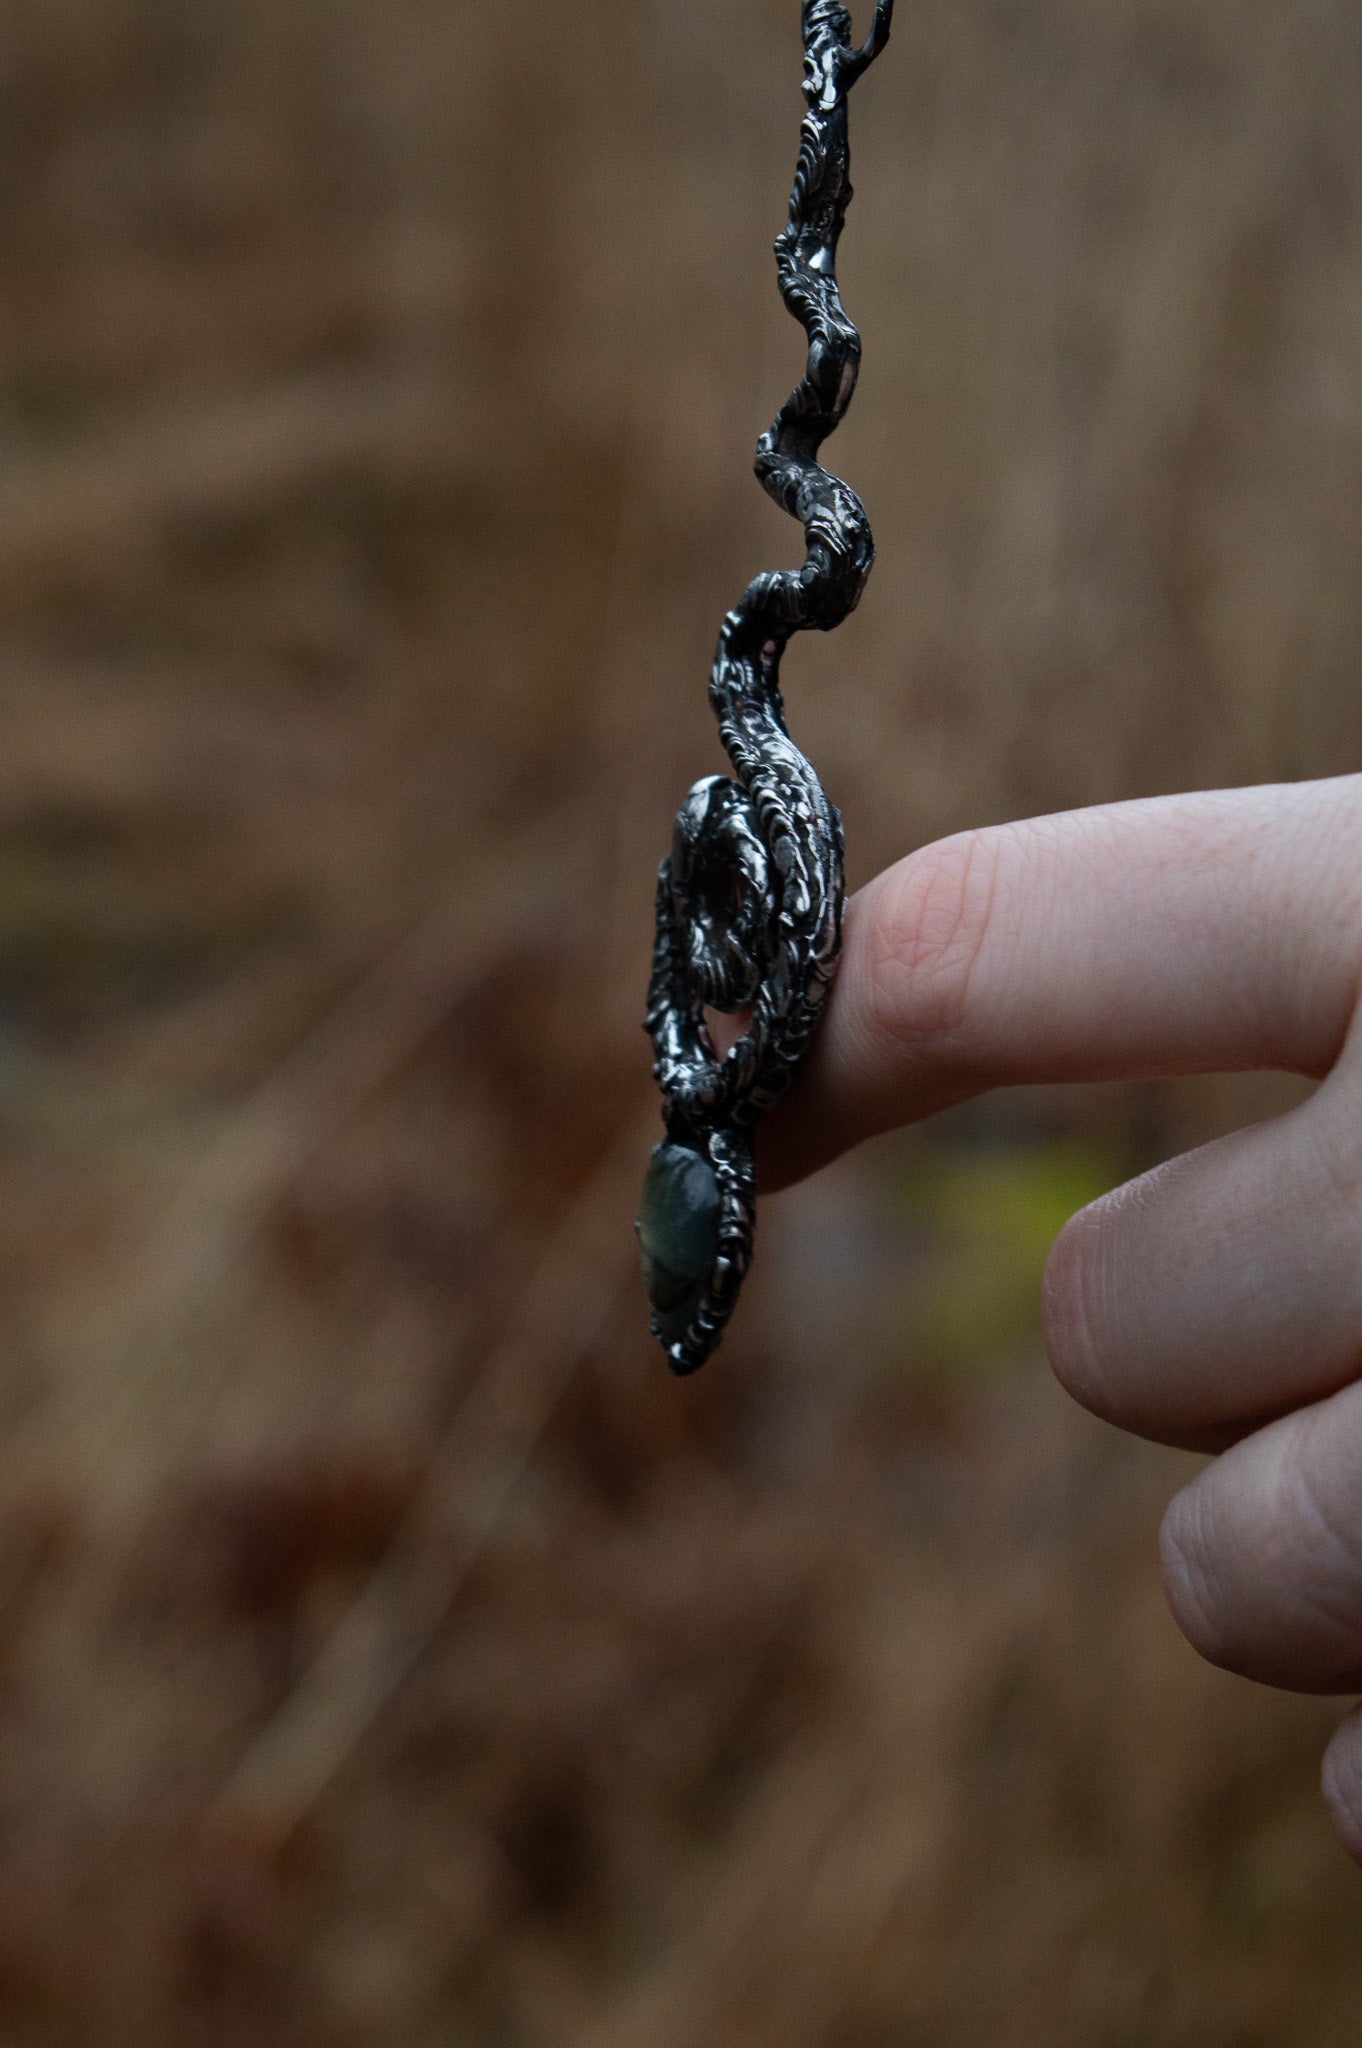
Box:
671 776 770 1013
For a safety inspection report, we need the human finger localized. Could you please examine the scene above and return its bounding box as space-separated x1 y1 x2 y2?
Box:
760 777 1362 1190
1321 1703 1362 1865
1160 1377 1362 1693
1041 1053 1362 1448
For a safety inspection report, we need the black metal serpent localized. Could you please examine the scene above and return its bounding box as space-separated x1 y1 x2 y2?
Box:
638 0 893 1372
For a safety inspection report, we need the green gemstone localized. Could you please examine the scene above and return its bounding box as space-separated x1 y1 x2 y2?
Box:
637 1143 721 1344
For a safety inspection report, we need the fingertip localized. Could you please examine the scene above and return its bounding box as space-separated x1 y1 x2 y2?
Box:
1042 1177 1186 1437
1041 1202 1110 1420
758 831 1009 1191
1159 1481 1238 1674
1322 1707 1362 1866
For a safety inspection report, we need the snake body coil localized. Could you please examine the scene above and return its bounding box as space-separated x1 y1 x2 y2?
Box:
639 1 893 1372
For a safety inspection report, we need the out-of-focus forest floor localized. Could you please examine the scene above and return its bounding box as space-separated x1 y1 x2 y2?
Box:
0 1 1360 2041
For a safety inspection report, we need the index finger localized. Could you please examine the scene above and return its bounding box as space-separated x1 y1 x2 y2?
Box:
759 777 1362 1189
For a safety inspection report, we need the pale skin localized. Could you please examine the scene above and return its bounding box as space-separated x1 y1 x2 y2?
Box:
757 773 1362 1862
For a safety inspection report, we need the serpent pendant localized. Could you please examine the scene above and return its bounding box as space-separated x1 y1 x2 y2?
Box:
639 1 893 1373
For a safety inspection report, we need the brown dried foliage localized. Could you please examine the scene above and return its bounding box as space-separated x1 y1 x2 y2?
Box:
0 0 1358 2041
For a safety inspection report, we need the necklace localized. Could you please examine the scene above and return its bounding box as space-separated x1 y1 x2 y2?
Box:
639 1 894 1372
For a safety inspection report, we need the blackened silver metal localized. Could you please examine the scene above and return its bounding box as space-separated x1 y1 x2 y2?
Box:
641 0 893 1373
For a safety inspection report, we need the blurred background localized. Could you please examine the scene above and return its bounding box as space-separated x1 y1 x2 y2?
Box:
0 0 1359 2040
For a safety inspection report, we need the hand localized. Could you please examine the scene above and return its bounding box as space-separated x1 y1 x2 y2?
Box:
760 775 1362 1861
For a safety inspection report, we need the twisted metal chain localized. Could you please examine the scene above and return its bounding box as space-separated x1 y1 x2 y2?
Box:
639 1 894 1372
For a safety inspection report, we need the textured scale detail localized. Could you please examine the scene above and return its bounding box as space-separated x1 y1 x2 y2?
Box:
640 1 893 1372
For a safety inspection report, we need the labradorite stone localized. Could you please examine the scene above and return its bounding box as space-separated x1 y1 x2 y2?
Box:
637 1142 721 1344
